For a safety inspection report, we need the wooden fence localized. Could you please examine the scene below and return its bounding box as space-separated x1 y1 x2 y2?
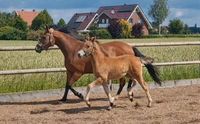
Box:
0 42 200 75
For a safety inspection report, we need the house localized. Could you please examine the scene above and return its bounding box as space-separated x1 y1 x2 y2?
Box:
67 4 152 35
15 10 39 26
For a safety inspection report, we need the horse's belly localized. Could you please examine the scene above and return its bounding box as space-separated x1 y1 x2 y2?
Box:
108 72 127 80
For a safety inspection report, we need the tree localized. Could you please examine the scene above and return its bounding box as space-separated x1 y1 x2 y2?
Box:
108 19 121 38
0 12 16 28
168 19 184 34
148 0 169 35
57 18 66 28
14 16 28 31
31 9 53 30
108 19 132 38
118 19 132 38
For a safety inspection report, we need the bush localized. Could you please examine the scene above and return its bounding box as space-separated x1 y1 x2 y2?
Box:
27 30 43 41
89 28 112 39
168 18 184 34
0 26 27 40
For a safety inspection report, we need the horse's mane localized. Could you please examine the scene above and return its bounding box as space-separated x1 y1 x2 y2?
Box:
49 25 84 41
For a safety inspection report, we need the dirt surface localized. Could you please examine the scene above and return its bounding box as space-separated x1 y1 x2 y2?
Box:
0 85 200 124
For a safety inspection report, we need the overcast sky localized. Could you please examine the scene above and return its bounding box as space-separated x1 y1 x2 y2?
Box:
0 0 199 26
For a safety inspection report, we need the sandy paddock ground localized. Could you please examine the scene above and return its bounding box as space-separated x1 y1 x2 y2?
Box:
0 85 200 124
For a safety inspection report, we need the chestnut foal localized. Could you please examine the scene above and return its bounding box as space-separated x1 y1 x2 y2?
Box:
78 38 152 110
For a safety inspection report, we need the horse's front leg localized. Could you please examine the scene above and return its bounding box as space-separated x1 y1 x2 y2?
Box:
85 77 103 107
60 71 83 102
102 83 115 110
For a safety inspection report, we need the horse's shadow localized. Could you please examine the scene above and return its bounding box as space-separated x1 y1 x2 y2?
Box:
0 97 108 106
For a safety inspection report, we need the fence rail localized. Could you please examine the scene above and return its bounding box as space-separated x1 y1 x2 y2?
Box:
0 61 200 75
0 41 200 51
0 41 199 75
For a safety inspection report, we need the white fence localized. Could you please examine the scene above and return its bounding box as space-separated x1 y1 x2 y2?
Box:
0 41 200 75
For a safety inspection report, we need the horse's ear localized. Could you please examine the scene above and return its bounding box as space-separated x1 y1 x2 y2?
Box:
49 28 54 34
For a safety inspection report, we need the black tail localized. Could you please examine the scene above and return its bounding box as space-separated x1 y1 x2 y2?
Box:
132 47 162 86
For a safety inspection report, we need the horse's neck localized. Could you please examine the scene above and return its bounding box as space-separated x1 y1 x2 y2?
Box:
53 31 82 57
91 44 106 67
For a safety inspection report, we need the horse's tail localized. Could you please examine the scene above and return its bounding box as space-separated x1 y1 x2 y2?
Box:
132 47 162 86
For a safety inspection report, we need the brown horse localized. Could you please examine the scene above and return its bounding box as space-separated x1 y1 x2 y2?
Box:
35 26 161 102
78 37 152 110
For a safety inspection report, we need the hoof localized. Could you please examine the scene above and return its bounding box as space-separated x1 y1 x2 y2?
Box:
107 106 112 111
129 98 133 102
110 102 114 107
114 95 119 100
78 93 84 100
86 102 91 108
147 104 151 108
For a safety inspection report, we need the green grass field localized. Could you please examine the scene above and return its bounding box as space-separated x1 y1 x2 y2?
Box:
0 38 200 93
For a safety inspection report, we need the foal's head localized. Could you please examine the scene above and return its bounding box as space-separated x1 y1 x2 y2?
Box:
78 37 97 58
35 26 55 53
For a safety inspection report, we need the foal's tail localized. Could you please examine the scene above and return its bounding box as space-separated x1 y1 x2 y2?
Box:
132 47 162 86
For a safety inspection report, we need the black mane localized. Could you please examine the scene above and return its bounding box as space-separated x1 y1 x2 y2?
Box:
49 25 84 41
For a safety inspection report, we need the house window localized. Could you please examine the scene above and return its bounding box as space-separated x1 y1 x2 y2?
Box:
106 19 109 24
102 19 105 24
76 15 86 22
129 18 133 24
138 19 144 24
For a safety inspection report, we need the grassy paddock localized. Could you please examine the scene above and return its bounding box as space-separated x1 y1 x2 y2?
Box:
0 38 199 93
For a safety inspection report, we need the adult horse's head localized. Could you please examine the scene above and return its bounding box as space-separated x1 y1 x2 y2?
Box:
35 26 55 53
78 37 97 58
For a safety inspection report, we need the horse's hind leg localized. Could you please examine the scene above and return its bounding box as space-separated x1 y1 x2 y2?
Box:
85 78 103 107
115 78 126 100
136 76 152 107
103 83 115 110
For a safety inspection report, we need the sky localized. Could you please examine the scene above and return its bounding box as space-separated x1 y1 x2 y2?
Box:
0 0 199 27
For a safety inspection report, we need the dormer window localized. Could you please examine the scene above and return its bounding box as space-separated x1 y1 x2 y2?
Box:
76 15 86 22
111 10 115 14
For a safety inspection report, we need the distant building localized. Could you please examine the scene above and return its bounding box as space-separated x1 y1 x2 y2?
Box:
67 4 152 35
15 10 39 26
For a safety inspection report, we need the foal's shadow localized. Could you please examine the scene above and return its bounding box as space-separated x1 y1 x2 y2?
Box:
57 106 108 114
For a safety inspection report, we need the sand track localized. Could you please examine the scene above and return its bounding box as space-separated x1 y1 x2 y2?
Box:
0 85 200 124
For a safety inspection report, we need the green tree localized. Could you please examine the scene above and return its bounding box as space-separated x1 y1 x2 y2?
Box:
31 9 53 30
118 19 132 38
168 19 184 34
148 0 169 35
57 18 66 28
0 12 16 28
14 16 28 31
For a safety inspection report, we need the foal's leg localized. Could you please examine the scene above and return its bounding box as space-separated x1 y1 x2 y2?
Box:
135 76 152 107
102 83 115 110
85 77 103 107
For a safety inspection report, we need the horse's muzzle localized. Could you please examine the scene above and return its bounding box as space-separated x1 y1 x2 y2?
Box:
35 44 42 53
78 50 85 58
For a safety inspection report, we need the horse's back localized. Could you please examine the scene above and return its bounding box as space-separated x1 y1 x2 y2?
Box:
101 41 134 56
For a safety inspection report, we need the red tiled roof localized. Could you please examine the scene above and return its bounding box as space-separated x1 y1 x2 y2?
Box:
16 10 39 26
